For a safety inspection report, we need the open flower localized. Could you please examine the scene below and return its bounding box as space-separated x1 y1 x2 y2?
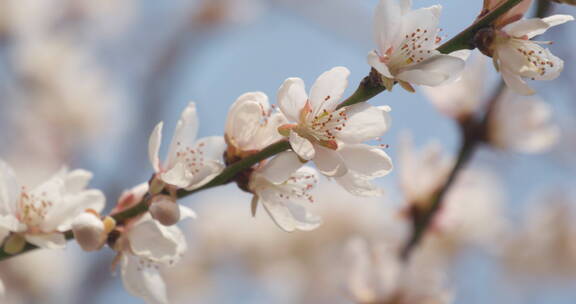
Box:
488 89 559 153
148 102 226 191
116 207 195 304
225 92 287 159
0 161 105 250
368 0 466 91
277 66 391 178
249 151 321 232
488 14 574 95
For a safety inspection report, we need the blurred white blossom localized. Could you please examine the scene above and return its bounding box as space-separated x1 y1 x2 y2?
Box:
0 161 104 250
488 89 560 153
345 237 452 304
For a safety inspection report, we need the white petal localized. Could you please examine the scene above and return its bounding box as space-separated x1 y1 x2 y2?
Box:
148 122 163 173
503 18 550 38
289 131 315 160
259 190 321 232
504 15 574 38
309 66 350 114
225 92 270 148
313 146 347 177
335 171 383 197
0 215 20 238
337 103 391 143
542 14 574 28
194 136 226 162
250 112 288 149
373 0 402 52
179 205 197 220
160 162 190 188
184 161 225 190
121 255 169 304
166 102 199 168
277 77 308 122
64 169 93 194
128 215 187 263
25 232 66 249
42 189 106 232
367 50 393 78
258 151 304 184
0 160 20 216
399 0 412 15
397 54 466 86
339 144 393 178
501 67 535 95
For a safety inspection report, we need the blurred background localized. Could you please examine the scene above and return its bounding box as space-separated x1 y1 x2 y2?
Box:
0 0 575 303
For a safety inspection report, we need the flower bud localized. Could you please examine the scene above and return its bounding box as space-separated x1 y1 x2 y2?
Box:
149 195 180 226
72 212 105 251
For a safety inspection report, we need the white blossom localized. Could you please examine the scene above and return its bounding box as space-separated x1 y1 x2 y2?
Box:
345 238 452 304
368 0 466 90
118 210 195 304
148 102 226 190
249 151 321 232
0 160 105 249
491 14 574 95
225 91 287 157
398 133 452 206
277 67 392 182
488 89 559 153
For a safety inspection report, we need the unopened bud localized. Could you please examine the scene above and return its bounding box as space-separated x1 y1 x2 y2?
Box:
149 195 180 226
3 234 26 255
72 212 105 251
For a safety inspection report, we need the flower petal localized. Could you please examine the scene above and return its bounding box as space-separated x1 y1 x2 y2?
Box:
309 66 350 114
289 131 315 160
339 144 393 178
373 0 403 52
121 255 169 304
313 146 347 177
397 54 466 86
367 50 393 78
337 103 391 143
0 160 20 216
166 102 199 168
64 169 93 194
25 232 66 249
501 67 535 95
48 189 106 232
259 189 322 232
148 122 163 173
128 214 187 263
225 92 270 148
259 151 304 184
277 77 308 122
335 171 384 197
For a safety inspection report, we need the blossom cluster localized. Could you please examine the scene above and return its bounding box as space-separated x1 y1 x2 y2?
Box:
0 0 574 303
